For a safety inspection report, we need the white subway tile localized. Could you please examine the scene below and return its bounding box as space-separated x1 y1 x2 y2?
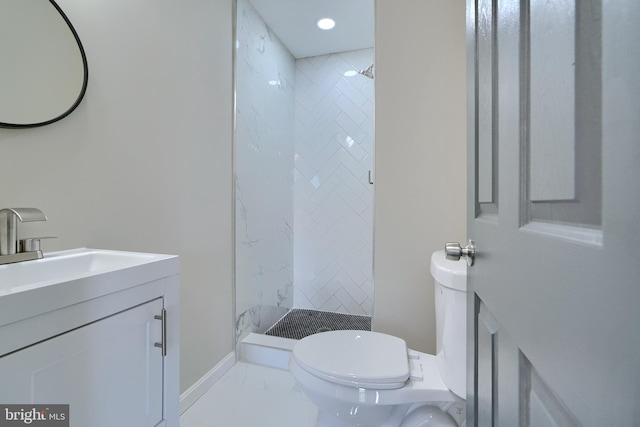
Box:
293 49 374 316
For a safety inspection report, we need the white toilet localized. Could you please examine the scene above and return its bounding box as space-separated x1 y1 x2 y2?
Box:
289 250 467 427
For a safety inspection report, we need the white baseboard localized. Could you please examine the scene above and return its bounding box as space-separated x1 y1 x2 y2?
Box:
179 351 236 414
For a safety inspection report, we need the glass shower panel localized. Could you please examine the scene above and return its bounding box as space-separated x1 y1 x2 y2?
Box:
234 0 295 345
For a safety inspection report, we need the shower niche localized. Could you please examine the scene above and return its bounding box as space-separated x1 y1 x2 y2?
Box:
234 0 375 346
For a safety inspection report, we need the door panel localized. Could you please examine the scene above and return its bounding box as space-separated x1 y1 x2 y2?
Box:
476 301 498 426
466 0 640 425
525 0 602 228
477 0 496 205
528 0 576 202
520 354 580 427
476 0 499 212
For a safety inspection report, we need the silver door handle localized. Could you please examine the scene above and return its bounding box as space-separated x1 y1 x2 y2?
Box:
445 240 475 266
154 309 167 356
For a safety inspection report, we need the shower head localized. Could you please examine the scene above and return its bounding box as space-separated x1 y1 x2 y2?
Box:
358 64 374 79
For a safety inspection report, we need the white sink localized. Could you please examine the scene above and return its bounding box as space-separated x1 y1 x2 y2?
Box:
0 248 179 327
0 248 170 294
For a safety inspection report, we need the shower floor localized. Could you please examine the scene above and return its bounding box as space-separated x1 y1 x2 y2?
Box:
265 308 371 340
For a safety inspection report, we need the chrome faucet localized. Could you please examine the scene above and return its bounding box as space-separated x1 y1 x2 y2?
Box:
0 208 48 265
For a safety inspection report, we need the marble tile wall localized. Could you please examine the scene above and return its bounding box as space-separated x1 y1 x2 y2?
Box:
293 49 375 315
235 0 295 344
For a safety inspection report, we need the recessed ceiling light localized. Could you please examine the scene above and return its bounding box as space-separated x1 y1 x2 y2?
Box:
344 70 357 77
317 18 335 30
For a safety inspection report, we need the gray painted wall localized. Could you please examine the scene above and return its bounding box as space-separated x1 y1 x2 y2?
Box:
373 0 467 354
0 0 233 393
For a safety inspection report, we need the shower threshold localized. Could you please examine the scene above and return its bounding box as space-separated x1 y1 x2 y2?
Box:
265 308 371 340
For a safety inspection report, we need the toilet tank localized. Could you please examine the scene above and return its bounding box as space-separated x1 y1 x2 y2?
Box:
431 250 467 399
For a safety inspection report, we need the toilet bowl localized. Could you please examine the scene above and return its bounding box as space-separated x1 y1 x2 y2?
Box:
289 330 464 427
289 250 467 427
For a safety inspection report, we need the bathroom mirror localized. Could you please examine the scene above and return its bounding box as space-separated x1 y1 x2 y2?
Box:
0 0 88 128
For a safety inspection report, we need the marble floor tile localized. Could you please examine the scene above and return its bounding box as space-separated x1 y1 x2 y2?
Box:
180 362 318 427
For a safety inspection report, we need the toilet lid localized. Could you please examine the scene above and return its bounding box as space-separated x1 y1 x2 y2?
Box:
292 330 410 389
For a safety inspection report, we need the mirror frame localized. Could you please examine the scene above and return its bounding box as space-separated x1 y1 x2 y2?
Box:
0 0 89 129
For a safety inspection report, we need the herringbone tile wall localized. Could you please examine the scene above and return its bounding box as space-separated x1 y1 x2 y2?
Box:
293 49 375 315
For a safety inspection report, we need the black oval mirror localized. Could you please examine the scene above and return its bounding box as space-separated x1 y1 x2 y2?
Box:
0 0 88 128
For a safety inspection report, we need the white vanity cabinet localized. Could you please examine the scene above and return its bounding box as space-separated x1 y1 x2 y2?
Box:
0 249 180 427
1 299 164 426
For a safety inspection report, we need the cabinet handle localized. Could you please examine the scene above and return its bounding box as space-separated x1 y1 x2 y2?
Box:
154 309 167 356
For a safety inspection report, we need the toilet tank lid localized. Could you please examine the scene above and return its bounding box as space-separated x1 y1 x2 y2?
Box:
430 250 467 291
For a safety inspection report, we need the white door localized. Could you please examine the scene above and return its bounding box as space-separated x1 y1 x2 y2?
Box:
463 0 640 425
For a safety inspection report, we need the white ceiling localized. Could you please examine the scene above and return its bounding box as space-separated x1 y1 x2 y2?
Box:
249 0 374 59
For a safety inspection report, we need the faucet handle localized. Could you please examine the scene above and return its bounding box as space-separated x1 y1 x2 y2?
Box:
19 237 57 253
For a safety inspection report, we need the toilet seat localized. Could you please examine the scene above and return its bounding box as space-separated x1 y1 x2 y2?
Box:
289 347 460 407
292 330 410 390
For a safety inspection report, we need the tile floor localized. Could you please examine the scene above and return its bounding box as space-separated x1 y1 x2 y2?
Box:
180 362 318 427
265 309 371 340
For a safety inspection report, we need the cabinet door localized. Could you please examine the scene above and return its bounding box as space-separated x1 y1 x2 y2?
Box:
0 298 164 427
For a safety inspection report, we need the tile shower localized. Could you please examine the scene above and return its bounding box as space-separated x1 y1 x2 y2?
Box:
235 0 374 345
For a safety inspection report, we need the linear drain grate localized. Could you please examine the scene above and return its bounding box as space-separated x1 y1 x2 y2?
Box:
265 309 371 340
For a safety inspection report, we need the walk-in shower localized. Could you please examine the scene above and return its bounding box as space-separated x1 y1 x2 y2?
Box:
234 0 375 348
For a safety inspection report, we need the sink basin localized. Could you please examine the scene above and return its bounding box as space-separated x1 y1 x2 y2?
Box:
0 248 179 328
0 248 171 294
